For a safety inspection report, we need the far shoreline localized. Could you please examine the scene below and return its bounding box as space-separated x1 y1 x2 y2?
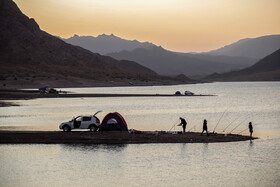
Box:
0 88 215 103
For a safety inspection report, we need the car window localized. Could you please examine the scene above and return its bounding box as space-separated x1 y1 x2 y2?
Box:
76 116 82 121
82 117 91 121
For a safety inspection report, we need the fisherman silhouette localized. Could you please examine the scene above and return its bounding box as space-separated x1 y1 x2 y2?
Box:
201 119 209 136
178 117 187 133
249 122 253 139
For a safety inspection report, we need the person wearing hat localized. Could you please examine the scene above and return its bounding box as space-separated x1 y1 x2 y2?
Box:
178 117 187 133
248 122 253 139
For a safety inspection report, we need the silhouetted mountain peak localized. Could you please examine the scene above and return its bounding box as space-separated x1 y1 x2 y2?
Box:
148 45 165 51
97 33 119 39
63 33 157 54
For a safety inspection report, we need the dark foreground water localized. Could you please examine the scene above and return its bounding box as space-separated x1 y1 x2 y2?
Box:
0 82 280 186
0 140 279 186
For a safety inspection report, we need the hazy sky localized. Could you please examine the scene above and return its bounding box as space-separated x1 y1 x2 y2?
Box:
14 0 280 52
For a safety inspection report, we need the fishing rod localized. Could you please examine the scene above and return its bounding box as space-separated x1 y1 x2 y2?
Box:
238 123 260 134
188 125 195 132
223 116 240 132
213 109 227 133
169 120 179 131
238 128 248 134
229 117 251 133
188 126 194 132
224 112 252 132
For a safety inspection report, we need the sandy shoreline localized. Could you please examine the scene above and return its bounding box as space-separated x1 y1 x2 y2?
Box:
0 131 256 144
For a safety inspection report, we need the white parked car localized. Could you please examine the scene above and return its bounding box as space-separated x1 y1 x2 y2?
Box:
59 111 101 132
185 91 194 96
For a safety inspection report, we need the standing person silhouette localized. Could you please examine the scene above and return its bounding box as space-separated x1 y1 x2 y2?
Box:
201 119 209 136
248 122 253 139
178 117 187 133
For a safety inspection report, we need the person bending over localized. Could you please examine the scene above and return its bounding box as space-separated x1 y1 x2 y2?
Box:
178 117 187 133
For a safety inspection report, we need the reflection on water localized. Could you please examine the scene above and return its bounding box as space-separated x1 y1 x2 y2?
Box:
60 144 127 152
249 140 254 147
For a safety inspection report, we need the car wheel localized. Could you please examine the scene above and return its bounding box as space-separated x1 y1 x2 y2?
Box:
63 125 71 132
89 125 97 132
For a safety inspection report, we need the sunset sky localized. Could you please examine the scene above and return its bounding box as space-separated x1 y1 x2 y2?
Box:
14 0 280 52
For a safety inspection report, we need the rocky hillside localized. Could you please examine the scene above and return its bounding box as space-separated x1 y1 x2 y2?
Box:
0 0 165 84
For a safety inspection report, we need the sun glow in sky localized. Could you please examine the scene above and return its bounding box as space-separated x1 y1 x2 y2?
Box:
14 0 280 52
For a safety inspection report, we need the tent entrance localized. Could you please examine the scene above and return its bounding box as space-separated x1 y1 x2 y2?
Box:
99 112 128 132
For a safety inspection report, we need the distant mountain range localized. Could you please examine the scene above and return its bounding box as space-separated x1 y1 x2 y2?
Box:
62 33 279 78
62 34 156 55
206 35 280 59
107 35 280 77
107 46 257 77
60 23 280 78
63 34 280 60
204 48 280 81
1 0 194 86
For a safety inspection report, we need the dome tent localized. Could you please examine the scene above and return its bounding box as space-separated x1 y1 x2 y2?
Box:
99 112 128 131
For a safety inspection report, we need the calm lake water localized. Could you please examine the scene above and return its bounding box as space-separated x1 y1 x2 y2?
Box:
0 82 280 186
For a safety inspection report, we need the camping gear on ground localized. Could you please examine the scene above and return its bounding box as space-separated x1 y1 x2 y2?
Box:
99 112 128 131
39 87 58 94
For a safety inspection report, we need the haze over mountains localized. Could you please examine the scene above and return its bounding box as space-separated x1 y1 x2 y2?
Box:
205 48 280 81
63 33 279 78
206 35 280 59
107 46 256 77
0 0 194 88
108 35 279 77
